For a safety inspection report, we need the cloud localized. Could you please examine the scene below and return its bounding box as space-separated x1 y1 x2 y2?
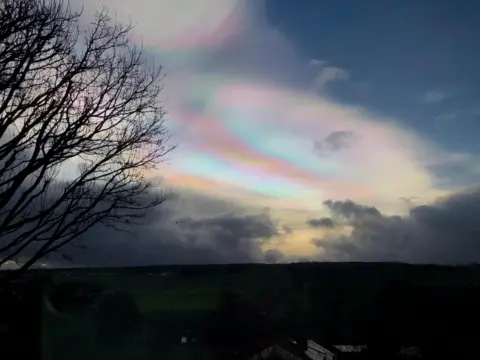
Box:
76 0 246 53
423 88 451 104
197 23 300 85
309 59 328 67
79 0 453 210
264 249 285 264
176 211 277 246
323 199 382 220
312 187 480 264
310 60 350 91
435 112 458 123
1 189 280 269
282 225 293 234
69 0 473 262
306 217 336 229
313 130 361 154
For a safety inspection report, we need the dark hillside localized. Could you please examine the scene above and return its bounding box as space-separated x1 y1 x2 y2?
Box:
2 262 480 359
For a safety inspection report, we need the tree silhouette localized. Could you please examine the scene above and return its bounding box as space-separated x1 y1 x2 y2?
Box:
0 0 173 273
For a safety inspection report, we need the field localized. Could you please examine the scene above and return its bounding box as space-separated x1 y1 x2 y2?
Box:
35 262 480 360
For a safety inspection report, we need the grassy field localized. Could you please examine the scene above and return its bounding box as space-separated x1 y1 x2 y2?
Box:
36 262 480 360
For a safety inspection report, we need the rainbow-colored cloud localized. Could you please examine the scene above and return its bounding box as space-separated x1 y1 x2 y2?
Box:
161 75 445 216
78 0 456 258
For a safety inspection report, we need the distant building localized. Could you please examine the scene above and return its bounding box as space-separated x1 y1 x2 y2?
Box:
333 344 422 360
332 345 367 353
399 347 422 358
248 340 311 360
246 338 343 360
248 340 421 360
305 340 335 360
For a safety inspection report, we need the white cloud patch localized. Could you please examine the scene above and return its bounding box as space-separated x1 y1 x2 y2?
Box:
423 87 452 104
309 59 328 67
435 112 458 123
310 59 350 92
76 0 246 52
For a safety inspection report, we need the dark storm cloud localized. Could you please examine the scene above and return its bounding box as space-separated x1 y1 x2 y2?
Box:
324 199 382 220
313 131 360 155
40 191 281 268
306 217 336 229
312 187 480 264
264 249 285 264
176 212 277 242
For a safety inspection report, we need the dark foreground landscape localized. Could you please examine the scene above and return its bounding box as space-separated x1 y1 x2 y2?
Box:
1 262 480 360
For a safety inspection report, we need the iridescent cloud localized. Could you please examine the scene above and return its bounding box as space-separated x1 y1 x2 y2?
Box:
162 75 446 218
79 0 246 69
79 0 458 258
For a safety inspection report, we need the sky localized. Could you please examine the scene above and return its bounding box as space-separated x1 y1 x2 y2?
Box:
35 0 480 267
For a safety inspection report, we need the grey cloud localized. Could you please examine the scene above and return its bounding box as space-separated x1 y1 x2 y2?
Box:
312 187 480 264
423 88 451 104
324 199 381 220
197 213 276 239
313 131 360 155
264 249 285 264
435 112 458 123
306 217 336 229
311 238 359 262
175 212 277 249
6 190 279 268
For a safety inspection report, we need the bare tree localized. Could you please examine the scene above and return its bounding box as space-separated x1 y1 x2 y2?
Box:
0 0 173 273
